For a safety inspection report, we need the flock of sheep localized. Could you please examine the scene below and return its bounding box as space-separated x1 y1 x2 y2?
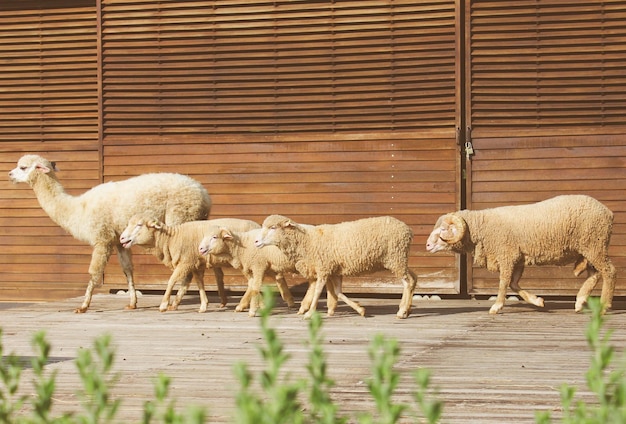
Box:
8 154 617 317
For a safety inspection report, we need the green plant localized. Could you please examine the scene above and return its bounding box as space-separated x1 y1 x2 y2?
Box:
142 373 205 424
0 328 27 422
233 288 305 424
536 297 626 423
305 311 346 424
358 335 407 424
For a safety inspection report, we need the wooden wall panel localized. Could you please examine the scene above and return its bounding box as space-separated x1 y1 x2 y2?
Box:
0 0 100 302
0 146 101 302
467 137 626 297
465 1 626 298
103 133 460 296
100 0 462 297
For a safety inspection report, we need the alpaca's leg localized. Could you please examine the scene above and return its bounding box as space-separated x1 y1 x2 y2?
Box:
76 244 112 313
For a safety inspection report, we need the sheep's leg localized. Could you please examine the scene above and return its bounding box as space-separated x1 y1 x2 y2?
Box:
489 265 514 314
299 282 315 315
76 244 112 313
300 280 338 315
509 264 544 309
189 268 208 313
159 268 187 312
397 269 418 319
236 285 253 312
575 257 616 313
303 276 327 319
575 268 599 312
274 273 295 309
247 271 265 317
116 245 137 310
329 275 365 317
212 267 228 308
169 270 194 311
599 261 617 312
325 277 339 316
236 271 255 313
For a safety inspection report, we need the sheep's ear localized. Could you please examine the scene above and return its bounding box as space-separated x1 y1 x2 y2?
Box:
439 214 466 244
220 228 233 239
50 161 59 172
147 219 163 230
282 220 295 228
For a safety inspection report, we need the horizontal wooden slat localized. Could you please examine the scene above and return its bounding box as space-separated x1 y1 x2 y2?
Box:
103 132 460 294
101 0 457 135
468 0 626 137
0 0 98 144
467 137 626 297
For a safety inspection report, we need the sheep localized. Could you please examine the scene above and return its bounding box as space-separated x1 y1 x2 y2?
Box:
8 154 211 313
254 215 418 319
120 214 260 312
198 227 298 316
426 194 616 314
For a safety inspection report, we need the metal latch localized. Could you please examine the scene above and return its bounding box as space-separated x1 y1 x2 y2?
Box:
465 140 474 160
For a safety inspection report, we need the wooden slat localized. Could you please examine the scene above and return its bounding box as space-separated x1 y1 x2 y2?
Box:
101 0 457 136
466 137 626 297
103 133 460 294
468 0 626 137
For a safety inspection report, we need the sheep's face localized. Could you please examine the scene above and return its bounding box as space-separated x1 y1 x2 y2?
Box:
198 228 231 256
8 155 58 184
255 215 294 248
120 214 161 248
426 213 467 253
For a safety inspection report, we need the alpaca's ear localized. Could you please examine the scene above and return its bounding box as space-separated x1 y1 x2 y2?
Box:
35 163 52 174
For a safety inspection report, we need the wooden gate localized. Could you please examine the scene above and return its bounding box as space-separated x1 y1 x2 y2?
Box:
464 1 626 296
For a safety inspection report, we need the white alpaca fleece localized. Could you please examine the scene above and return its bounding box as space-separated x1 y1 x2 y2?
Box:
120 215 259 313
199 227 296 316
426 194 616 314
255 215 417 319
8 154 211 313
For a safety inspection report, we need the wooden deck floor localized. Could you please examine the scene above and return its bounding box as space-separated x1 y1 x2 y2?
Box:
0 292 624 423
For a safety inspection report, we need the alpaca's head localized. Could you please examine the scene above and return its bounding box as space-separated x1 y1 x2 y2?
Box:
8 154 59 185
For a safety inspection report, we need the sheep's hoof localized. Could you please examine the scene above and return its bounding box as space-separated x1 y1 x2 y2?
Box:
327 309 335 316
536 297 545 308
124 304 137 310
248 310 257 318
575 298 586 313
303 311 314 320
167 305 179 312
219 302 227 309
488 305 502 314
74 307 88 314
358 307 366 317
198 306 207 313
158 304 169 312
396 310 409 319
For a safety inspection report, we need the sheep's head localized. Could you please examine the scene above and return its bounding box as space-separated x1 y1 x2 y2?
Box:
255 214 299 248
426 213 467 253
9 154 59 185
120 214 163 249
198 227 232 256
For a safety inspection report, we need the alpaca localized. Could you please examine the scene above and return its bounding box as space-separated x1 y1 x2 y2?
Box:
9 154 212 313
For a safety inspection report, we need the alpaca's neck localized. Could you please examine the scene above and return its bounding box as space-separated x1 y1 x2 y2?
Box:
31 173 80 233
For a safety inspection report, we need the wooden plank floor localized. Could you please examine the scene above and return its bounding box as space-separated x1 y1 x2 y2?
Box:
0 292 624 423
